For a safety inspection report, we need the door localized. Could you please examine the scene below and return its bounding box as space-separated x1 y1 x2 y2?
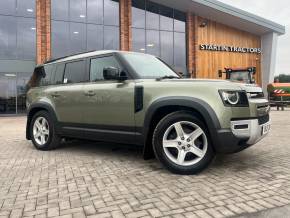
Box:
50 60 86 126
82 55 136 143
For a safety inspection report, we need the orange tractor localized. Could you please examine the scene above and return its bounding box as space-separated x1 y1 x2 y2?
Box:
267 83 290 110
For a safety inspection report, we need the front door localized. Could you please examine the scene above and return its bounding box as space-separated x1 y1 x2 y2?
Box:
82 55 136 144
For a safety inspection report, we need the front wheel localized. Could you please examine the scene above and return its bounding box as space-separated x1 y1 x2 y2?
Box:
152 111 215 175
30 110 61 150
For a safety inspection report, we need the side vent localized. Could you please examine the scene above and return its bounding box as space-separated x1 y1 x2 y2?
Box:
135 86 144 113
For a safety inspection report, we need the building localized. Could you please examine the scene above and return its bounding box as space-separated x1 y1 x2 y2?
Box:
0 0 285 115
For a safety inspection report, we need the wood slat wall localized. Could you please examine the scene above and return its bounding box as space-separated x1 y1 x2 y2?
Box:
195 16 262 85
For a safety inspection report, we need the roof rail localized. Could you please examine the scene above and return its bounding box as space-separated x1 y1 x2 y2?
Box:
44 50 98 64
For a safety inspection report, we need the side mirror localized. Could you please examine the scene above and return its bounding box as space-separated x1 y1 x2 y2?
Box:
103 67 127 81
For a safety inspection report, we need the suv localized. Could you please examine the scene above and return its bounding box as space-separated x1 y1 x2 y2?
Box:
26 51 271 174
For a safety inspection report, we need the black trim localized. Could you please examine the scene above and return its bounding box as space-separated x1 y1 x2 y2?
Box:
215 129 251 153
231 114 270 125
135 86 144 112
59 122 143 145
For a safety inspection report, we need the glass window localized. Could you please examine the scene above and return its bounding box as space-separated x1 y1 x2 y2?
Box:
87 24 104 51
174 32 186 72
52 21 70 58
174 10 186 32
64 61 85 84
0 16 17 59
146 30 160 57
70 22 86 54
54 64 65 85
17 0 35 17
122 53 178 79
0 72 17 114
87 0 103 24
160 31 173 66
16 72 31 113
104 26 119 50
17 18 36 60
131 1 187 73
90 56 120 81
132 0 145 28
52 0 120 58
40 65 55 86
132 28 145 53
160 5 173 31
51 0 69 21
146 1 159 30
0 0 16 15
104 0 119 26
70 0 86 22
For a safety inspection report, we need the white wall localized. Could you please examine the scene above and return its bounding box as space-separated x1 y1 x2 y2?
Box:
261 32 278 94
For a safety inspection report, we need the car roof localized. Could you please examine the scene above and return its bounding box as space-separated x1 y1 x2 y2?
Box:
39 50 154 67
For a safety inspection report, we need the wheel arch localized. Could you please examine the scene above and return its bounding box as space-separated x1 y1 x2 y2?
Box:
26 102 58 140
142 97 221 159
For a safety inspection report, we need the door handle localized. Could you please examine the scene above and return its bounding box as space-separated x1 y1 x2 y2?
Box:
84 91 96 97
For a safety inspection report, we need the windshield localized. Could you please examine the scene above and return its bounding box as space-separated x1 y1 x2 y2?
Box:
229 71 251 83
122 53 179 79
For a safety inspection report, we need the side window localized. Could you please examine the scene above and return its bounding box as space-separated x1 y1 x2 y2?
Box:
54 63 65 85
90 56 121 81
40 64 55 86
64 60 85 84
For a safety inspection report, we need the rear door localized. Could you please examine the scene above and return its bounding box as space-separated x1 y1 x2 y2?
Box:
49 60 87 126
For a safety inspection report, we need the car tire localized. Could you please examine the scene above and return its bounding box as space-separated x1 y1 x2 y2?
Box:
152 111 215 175
30 110 61 150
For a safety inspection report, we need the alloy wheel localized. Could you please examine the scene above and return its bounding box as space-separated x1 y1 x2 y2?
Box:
162 121 208 166
33 117 50 145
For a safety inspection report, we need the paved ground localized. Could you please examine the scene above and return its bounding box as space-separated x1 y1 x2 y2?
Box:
0 109 290 218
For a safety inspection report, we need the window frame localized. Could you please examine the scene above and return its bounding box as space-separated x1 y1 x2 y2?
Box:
63 59 87 85
39 64 56 87
85 53 135 83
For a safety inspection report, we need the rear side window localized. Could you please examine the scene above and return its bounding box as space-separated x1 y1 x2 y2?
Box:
40 64 55 86
54 64 65 85
64 60 85 84
90 56 120 81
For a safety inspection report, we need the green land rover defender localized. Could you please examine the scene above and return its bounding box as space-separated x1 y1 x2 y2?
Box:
26 51 271 174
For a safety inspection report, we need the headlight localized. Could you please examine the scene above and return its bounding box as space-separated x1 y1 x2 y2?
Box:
219 90 249 107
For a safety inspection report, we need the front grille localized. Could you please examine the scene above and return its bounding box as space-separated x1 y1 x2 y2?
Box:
258 114 270 125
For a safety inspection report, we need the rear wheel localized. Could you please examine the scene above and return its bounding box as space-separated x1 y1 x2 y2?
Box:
152 111 215 174
30 111 61 150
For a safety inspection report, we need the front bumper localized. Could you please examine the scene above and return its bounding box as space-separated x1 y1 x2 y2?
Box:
214 116 270 154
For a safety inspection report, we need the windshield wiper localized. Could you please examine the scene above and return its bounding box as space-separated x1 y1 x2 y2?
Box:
156 75 180 81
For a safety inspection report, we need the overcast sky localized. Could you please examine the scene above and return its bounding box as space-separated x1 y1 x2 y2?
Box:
218 0 289 75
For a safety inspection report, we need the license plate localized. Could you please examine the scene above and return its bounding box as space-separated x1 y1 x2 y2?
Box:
262 123 271 135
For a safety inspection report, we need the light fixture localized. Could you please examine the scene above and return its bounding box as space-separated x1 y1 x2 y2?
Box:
27 8 33 12
200 19 208 28
140 48 146 51
73 31 79 34
5 74 16 77
147 44 154 47
80 14 86 18
31 27 36 30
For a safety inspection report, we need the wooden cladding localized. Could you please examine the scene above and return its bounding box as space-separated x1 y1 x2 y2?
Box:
195 16 261 85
